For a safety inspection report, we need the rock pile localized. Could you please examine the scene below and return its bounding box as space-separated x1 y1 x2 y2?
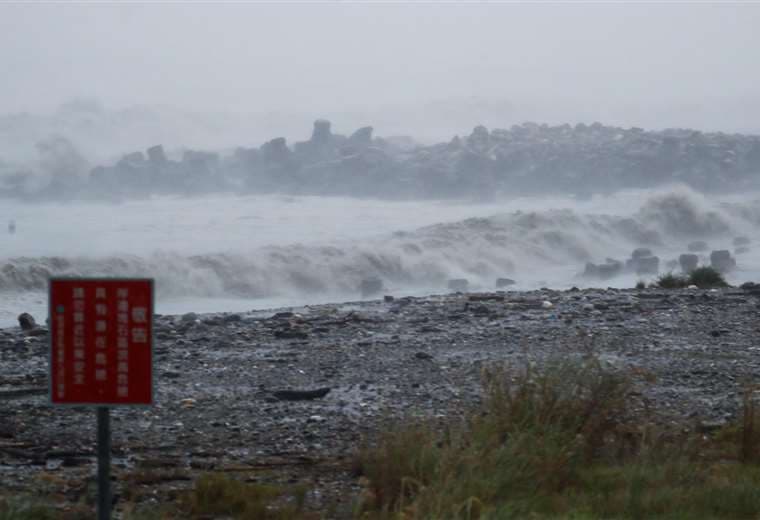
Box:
5 120 760 200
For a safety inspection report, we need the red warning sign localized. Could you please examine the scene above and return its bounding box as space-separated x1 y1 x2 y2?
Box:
49 279 153 406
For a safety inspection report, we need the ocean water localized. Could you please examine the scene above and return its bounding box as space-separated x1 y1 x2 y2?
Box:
1 187 759 327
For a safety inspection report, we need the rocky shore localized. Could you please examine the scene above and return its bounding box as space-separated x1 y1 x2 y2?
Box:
2 285 760 515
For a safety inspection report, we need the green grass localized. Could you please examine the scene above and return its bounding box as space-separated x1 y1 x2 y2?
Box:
354 358 760 519
0 497 55 520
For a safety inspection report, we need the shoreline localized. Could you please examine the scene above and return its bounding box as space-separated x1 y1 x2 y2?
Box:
2 285 760 515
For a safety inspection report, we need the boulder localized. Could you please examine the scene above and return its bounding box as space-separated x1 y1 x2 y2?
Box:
311 119 332 144
117 151 145 168
146 145 167 165
181 312 199 323
468 125 491 152
688 241 709 252
679 253 699 273
359 278 384 297
710 250 736 273
496 278 516 288
631 248 653 260
261 137 291 163
584 259 623 279
448 279 469 292
349 126 373 147
17 313 36 331
629 256 659 275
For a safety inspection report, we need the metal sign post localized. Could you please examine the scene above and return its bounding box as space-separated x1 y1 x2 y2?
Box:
97 407 111 520
49 278 154 520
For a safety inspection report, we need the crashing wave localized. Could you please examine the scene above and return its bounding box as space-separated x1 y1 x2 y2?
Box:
1 188 757 297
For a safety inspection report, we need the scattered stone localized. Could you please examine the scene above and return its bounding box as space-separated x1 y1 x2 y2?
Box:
414 352 434 361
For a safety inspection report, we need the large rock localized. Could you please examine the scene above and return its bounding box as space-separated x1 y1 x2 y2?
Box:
710 250 736 273
146 145 167 165
628 256 659 275
261 137 291 163
311 119 332 145
349 126 373 147
631 248 653 260
468 125 491 152
496 277 516 288
18 313 36 331
679 253 699 273
584 259 623 279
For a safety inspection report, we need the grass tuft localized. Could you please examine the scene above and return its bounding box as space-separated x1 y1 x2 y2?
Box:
655 273 689 289
0 497 55 520
688 266 728 288
355 358 760 519
655 267 729 289
182 473 305 519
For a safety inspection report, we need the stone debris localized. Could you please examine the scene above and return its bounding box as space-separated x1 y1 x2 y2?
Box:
2 286 760 512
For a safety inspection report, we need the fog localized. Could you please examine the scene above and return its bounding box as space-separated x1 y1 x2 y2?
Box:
2 3 760 325
1 2 759 159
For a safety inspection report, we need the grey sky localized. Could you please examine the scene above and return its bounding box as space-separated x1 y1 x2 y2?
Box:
1 2 759 133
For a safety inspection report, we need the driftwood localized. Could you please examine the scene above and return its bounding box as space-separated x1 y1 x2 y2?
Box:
271 387 331 401
0 387 47 400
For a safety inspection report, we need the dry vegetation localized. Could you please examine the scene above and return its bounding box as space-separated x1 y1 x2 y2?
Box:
5 355 760 519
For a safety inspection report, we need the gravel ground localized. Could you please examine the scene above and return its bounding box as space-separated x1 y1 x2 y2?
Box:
2 285 760 516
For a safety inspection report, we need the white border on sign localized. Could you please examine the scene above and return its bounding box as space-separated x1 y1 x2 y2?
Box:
47 277 155 408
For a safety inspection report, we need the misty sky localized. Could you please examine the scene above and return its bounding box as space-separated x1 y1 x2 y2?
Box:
1 2 759 133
